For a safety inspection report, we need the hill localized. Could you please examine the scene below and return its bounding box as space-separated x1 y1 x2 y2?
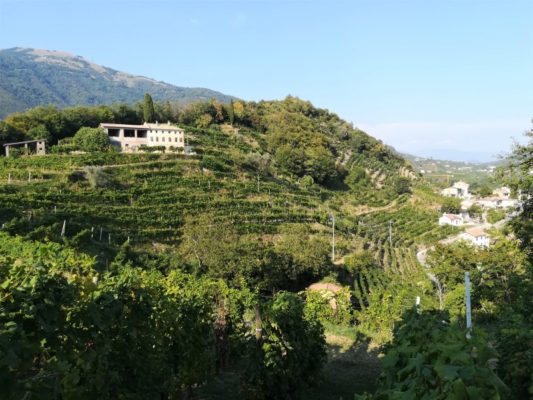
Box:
2 97 526 399
402 152 504 188
0 47 234 118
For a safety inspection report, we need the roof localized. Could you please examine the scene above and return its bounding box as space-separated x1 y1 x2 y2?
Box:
100 122 183 131
144 123 183 131
100 123 148 129
442 213 462 221
3 139 47 147
465 227 488 238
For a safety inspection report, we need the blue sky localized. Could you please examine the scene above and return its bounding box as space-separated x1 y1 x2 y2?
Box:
1 0 532 161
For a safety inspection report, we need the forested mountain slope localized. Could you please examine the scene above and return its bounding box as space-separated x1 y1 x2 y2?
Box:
0 47 234 118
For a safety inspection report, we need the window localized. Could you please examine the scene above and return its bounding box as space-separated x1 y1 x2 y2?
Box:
162 137 165 142
108 129 119 137
156 137 159 142
150 137 154 142
124 129 135 138
137 130 147 138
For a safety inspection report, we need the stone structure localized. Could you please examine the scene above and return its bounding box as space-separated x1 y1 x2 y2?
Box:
100 122 185 152
3 139 46 156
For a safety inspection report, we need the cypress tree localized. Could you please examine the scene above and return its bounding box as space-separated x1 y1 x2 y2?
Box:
143 93 155 122
227 100 235 125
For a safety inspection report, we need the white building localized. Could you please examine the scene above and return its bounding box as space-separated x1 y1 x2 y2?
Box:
438 213 464 226
442 187 460 197
441 181 471 199
476 197 501 209
100 122 185 152
493 186 511 199
500 198 519 209
453 181 470 198
462 227 490 247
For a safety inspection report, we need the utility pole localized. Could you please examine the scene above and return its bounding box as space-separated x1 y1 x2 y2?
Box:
465 272 472 339
331 214 335 262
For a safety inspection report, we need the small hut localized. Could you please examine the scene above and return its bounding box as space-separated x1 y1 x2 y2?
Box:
3 139 46 157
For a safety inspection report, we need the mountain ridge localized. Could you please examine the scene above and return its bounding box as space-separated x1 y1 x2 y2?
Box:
0 47 235 118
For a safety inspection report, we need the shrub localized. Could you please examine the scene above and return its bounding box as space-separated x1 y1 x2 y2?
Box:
242 292 327 399
73 127 111 152
359 308 508 399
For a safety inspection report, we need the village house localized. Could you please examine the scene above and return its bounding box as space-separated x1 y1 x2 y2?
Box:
441 181 471 199
493 186 511 199
462 227 490 247
438 213 464 226
100 122 186 152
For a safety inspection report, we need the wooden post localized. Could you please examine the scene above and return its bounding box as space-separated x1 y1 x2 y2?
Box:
61 220 66 237
7 173 11 184
255 304 262 341
99 227 103 241
331 214 335 262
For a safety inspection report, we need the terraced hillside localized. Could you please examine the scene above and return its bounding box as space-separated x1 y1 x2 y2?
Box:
0 98 459 398
0 98 455 307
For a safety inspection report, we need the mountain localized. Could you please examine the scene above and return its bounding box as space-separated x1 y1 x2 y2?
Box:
0 47 235 119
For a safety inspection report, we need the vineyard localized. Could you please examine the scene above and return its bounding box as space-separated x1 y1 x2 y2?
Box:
1 97 529 399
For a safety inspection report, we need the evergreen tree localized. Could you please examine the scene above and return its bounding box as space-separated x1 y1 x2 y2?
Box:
227 100 235 125
143 93 155 123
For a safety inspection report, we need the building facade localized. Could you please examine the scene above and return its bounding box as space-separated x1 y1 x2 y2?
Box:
100 122 185 152
441 181 471 199
462 227 490 247
438 213 464 226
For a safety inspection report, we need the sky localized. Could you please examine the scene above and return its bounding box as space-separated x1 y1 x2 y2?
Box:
0 0 532 161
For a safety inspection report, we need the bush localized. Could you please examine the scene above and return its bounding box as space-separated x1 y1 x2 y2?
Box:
73 127 111 152
83 166 118 189
242 292 327 399
360 308 508 400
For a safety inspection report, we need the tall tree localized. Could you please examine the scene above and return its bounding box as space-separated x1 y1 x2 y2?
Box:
500 130 533 258
227 100 235 125
143 93 155 123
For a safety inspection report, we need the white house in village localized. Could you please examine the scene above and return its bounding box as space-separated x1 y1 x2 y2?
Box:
438 213 464 226
493 186 512 199
100 122 186 152
476 197 501 209
441 181 471 199
462 227 490 247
